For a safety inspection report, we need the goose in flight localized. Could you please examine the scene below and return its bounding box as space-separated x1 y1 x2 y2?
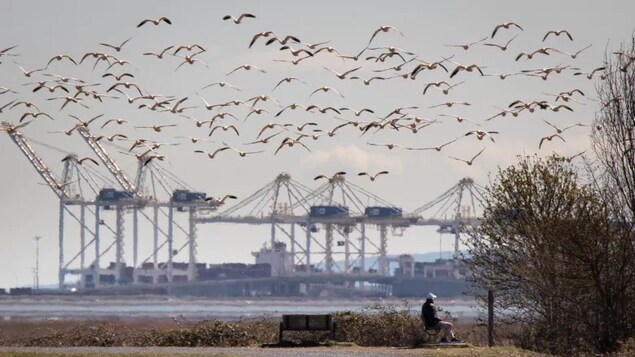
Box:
409 138 459 152
265 35 302 46
543 120 586 134
202 81 242 91
95 133 128 143
137 17 172 28
450 64 484 78
248 31 276 48
573 66 607 79
274 137 311 155
226 64 266 76
135 124 178 132
557 44 592 59
515 47 559 61
99 37 133 52
445 36 488 50
173 53 209 71
244 131 282 145
368 25 404 45
306 105 341 114
102 72 134 81
13 61 46 77
10 101 39 112
350 76 388 85
438 114 480 126
244 108 268 121
223 13 256 24
227 147 265 157
339 107 374 116
61 155 99 166
309 86 345 99
538 134 566 149
323 66 361 79
205 195 238 205
465 130 499 142
428 101 471 109
449 148 485 166
101 118 130 128
173 44 206 55
32 83 69 93
279 45 314 57
491 22 523 38
367 142 405 150
358 171 389 181
483 35 518 51
19 112 53 123
143 46 175 59
272 55 312 65
314 171 347 182
276 103 308 117
195 147 231 159
543 29 573 41
47 96 89 111
209 124 240 137
46 54 77 67
272 77 306 91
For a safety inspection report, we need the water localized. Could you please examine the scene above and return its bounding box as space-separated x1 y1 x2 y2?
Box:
0 297 479 321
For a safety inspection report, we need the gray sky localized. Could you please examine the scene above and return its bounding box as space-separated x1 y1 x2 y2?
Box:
1 0 634 288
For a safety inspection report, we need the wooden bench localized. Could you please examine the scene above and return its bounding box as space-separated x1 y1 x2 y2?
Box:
279 314 337 343
423 325 441 343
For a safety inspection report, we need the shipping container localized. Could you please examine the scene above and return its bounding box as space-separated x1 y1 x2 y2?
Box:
172 190 206 202
310 205 349 217
365 206 403 217
98 188 134 201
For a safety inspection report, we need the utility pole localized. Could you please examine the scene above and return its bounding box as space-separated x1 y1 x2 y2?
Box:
34 236 42 289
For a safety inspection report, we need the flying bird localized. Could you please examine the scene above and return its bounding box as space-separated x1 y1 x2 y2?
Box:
102 72 134 81
209 124 240 137
226 64 266 76
314 171 347 182
323 66 362 80
448 148 485 166
445 36 488 50
272 77 306 91
223 13 256 24
543 29 573 41
205 195 238 205
543 120 587 134
143 46 175 59
61 155 99 166
309 86 345 99
274 137 311 155
13 61 46 77
137 17 172 28
450 64 484 78
358 171 389 181
491 22 523 38
539 133 566 149
368 25 404 45
483 35 518 51
46 54 77 67
195 147 231 159
101 118 130 128
135 124 178 132
19 112 53 122
99 37 133 52
202 81 242 91
465 130 499 142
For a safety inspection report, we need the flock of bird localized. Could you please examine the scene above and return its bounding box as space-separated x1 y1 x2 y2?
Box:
0 11 626 205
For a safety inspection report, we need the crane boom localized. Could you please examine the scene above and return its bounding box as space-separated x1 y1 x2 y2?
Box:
74 126 136 192
1 121 69 199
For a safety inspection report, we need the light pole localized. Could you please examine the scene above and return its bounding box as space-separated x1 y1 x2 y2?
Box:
34 236 42 289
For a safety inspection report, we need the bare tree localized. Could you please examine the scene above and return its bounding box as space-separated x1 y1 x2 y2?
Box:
591 37 635 223
464 154 635 354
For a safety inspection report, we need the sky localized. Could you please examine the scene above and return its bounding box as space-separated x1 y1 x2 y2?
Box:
1 0 634 288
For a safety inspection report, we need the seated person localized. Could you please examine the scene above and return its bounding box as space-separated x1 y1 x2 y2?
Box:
421 292 461 343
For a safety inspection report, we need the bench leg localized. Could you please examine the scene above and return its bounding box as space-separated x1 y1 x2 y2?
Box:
279 322 283 343
332 322 337 340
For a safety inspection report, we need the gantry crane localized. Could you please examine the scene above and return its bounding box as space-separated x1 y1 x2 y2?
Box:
74 125 211 287
0 121 121 288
